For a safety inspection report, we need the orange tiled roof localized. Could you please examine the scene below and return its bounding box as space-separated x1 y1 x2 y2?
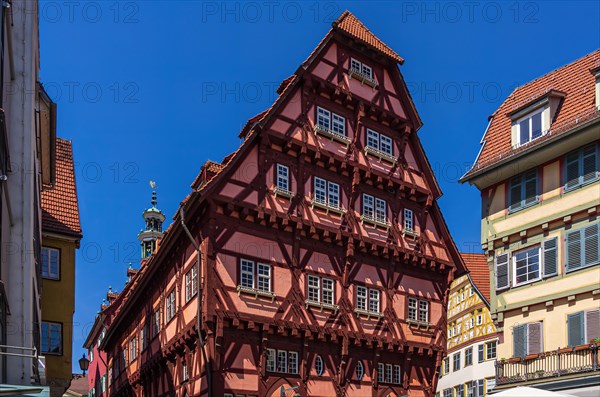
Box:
333 11 404 64
41 138 82 237
460 253 489 302
464 50 600 178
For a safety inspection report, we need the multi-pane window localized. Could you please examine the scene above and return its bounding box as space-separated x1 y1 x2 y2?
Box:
182 362 188 381
385 364 392 383
288 351 299 374
393 365 401 384
377 363 400 384
466 381 474 397
313 177 341 209
141 323 149 350
513 246 540 285
315 355 324 376
185 265 198 303
276 164 290 192
316 107 346 136
277 350 287 373
443 389 452 397
408 297 429 323
239 259 273 292
41 247 60 279
567 309 600 347
152 309 161 338
307 275 335 306
41 321 62 354
366 129 393 156
566 222 599 272
509 169 538 212
513 322 543 357
356 286 381 313
465 347 473 366
454 385 464 397
350 58 373 80
403 208 414 232
443 357 449 374
565 144 598 191
362 194 387 223
517 110 543 146
165 289 176 322
473 379 485 397
266 349 276 372
486 341 497 360
478 344 485 363
129 335 137 361
356 361 364 380
453 352 461 371
377 363 384 383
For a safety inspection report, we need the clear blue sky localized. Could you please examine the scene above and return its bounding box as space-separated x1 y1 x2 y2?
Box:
37 0 599 371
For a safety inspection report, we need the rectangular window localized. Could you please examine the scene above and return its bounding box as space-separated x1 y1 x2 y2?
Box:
307 275 320 303
316 106 346 136
266 349 276 372
513 322 543 357
466 381 474 397
165 289 176 322
362 193 374 220
182 362 188 381
141 323 148 350
566 222 600 272
365 129 393 156
239 259 273 292
568 309 600 346
276 164 290 192
486 341 497 360
443 389 452 397
332 113 346 136
313 177 341 209
517 110 543 146
369 289 380 313
349 58 373 80
408 297 417 321
455 385 464 397
41 247 60 279
277 350 287 373
356 286 367 311
129 336 137 361
377 363 385 383
418 300 429 323
385 364 392 383
240 259 254 289
478 344 484 363
486 378 496 393
453 352 461 371
288 351 299 374
403 208 414 232
317 107 330 130
565 144 598 191
307 275 335 306
375 198 387 223
152 309 161 338
257 263 272 292
465 347 473 366
41 321 62 354
393 365 401 384
495 253 510 290
443 357 449 374
185 265 198 303
350 58 362 74
322 278 334 305
475 379 485 397
513 246 540 286
509 169 538 212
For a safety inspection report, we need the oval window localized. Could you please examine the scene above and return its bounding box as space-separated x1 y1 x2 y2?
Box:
356 361 364 380
315 355 324 376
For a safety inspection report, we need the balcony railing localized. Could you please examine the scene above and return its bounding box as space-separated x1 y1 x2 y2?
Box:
495 343 600 386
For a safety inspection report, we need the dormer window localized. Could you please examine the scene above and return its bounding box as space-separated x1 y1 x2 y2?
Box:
349 58 377 87
517 109 543 146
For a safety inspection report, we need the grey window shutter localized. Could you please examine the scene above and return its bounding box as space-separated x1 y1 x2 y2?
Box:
495 253 510 290
527 322 543 355
513 325 526 358
566 229 582 271
542 237 558 277
581 144 598 183
585 309 600 342
509 178 522 211
583 223 599 267
565 151 581 190
478 344 484 363
524 170 538 206
567 312 584 347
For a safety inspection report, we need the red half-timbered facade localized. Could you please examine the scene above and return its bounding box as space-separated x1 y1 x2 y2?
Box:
100 11 466 397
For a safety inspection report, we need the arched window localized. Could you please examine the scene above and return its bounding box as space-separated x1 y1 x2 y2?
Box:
356 361 364 380
315 355 324 376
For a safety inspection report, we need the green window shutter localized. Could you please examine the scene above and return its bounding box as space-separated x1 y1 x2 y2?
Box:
542 237 558 277
495 253 510 290
565 151 581 190
513 325 526 358
568 312 584 347
585 309 600 342
524 170 538 206
583 223 599 267
581 144 598 184
566 229 582 271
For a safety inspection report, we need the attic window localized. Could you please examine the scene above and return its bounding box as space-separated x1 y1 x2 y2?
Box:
349 58 377 88
516 109 544 147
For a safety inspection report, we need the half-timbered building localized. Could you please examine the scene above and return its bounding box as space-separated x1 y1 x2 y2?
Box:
101 11 466 397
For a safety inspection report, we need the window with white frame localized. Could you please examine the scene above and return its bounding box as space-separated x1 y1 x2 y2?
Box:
315 355 324 376
276 164 290 193
307 275 335 306
393 365 401 384
355 286 381 314
288 351 299 374
565 144 599 191
313 177 341 209
385 364 392 383
356 361 364 380
403 208 414 232
277 350 287 373
486 341 497 360
129 335 137 361
41 321 62 354
377 363 384 383
41 247 60 280
362 193 387 224
266 349 276 372
443 389 452 397
366 129 393 156
516 109 543 146
509 169 538 212
350 58 373 80
465 347 473 366
513 322 543 357
185 265 198 303
316 107 346 136
239 259 273 292
152 309 160 338
165 289 176 322
408 297 429 323
513 246 541 286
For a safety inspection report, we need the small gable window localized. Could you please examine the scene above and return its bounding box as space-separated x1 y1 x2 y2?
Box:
517 110 543 146
349 58 377 87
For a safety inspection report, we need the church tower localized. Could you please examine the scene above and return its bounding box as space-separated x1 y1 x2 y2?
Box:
137 181 165 259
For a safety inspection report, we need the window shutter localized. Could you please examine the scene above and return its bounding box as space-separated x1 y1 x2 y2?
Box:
566 229 582 271
513 325 526 358
581 145 598 183
583 223 599 267
585 309 600 342
509 178 522 210
478 344 484 363
567 312 584 347
542 237 558 277
495 253 510 290
527 322 543 355
524 171 538 205
565 151 581 190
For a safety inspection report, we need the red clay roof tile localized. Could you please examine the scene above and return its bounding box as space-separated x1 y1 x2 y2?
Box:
460 253 489 301
41 138 82 237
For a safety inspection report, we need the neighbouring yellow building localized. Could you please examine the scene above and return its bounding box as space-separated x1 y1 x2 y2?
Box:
41 138 83 395
461 50 600 395
437 253 499 397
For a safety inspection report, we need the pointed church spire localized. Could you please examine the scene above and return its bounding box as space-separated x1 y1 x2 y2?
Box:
138 181 165 259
